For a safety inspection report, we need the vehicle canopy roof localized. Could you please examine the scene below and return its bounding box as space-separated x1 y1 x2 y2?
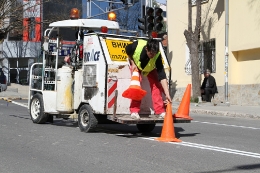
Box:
49 19 120 30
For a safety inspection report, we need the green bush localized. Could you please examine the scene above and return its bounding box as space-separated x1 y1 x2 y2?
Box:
190 97 199 103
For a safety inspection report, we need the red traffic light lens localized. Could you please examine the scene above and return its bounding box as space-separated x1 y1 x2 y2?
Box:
151 31 158 38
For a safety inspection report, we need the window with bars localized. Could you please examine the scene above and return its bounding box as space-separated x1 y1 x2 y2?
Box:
185 39 216 75
192 0 209 6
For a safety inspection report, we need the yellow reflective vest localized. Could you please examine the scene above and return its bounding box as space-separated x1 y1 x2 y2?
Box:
132 39 160 76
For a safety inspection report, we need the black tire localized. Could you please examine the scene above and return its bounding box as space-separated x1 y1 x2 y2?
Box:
136 124 156 133
78 104 98 132
46 114 54 123
30 93 49 124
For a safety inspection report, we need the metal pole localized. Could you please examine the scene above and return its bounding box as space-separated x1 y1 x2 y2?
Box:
109 0 113 11
87 0 91 18
224 0 229 104
140 0 144 36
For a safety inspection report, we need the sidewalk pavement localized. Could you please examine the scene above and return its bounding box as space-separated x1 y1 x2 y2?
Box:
0 83 28 100
0 84 260 119
172 101 260 119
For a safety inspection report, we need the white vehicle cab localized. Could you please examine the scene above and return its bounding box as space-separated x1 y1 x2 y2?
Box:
28 9 190 133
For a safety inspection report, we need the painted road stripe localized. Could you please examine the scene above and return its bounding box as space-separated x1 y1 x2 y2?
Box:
142 137 260 159
193 121 260 130
12 101 27 108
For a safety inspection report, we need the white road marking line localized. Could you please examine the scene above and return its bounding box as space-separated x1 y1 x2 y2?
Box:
193 121 260 130
12 101 28 108
142 137 260 159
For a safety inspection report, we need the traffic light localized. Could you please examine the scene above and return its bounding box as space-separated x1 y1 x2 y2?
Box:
138 16 146 32
146 7 154 32
154 7 164 32
138 7 156 35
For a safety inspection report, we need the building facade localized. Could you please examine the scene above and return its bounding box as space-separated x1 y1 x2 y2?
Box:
0 0 82 84
167 0 260 106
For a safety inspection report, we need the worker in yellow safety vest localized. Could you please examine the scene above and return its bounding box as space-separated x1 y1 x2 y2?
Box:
125 39 171 119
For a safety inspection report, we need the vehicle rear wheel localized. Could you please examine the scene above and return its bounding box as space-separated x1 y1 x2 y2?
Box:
30 93 49 124
136 124 156 133
78 104 98 132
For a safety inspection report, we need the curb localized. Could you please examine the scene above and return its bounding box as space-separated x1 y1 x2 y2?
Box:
1 97 12 102
1 97 28 108
0 97 27 100
172 106 260 119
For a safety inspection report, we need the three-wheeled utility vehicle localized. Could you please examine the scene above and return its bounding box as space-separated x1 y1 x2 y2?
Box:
28 15 190 133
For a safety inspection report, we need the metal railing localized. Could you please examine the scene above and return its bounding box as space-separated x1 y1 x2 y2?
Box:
185 39 216 74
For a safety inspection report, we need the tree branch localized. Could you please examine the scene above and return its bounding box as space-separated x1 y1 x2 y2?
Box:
184 29 192 49
188 0 192 32
194 0 201 39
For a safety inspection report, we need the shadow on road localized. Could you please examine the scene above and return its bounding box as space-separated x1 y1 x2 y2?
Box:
96 124 200 139
9 114 31 120
197 163 260 173
8 114 200 139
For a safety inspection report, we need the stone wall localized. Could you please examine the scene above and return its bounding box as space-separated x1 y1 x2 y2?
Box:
171 84 260 106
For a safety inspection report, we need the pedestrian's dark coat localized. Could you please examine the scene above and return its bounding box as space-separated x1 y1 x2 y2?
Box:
201 75 218 94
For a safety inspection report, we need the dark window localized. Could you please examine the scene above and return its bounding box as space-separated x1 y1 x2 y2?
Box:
185 39 216 74
199 39 216 73
29 17 35 41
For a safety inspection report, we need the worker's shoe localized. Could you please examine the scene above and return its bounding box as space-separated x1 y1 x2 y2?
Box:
158 112 166 119
131 112 140 119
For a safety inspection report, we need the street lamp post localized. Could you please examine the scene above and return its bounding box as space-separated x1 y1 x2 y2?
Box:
224 0 229 104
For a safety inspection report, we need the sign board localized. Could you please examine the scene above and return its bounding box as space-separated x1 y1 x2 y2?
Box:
49 41 75 56
105 39 132 62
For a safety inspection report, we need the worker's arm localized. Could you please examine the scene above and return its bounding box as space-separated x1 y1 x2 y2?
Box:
160 78 172 104
126 42 138 72
128 56 137 71
156 55 171 103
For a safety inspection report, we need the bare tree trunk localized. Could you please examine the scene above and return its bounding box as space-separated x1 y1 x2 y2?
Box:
184 0 201 100
190 40 200 98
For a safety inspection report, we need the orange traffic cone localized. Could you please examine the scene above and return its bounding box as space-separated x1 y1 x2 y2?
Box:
173 84 193 120
122 70 147 100
156 103 182 142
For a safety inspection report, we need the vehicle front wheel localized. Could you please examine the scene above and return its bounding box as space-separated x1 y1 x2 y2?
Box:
30 93 49 124
78 104 98 132
136 124 156 133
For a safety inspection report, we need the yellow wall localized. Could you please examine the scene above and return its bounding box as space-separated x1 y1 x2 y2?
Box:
231 48 260 84
167 0 226 88
167 0 260 88
229 0 260 84
167 1 190 87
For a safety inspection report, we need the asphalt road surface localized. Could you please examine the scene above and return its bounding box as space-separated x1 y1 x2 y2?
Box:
1 100 260 173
